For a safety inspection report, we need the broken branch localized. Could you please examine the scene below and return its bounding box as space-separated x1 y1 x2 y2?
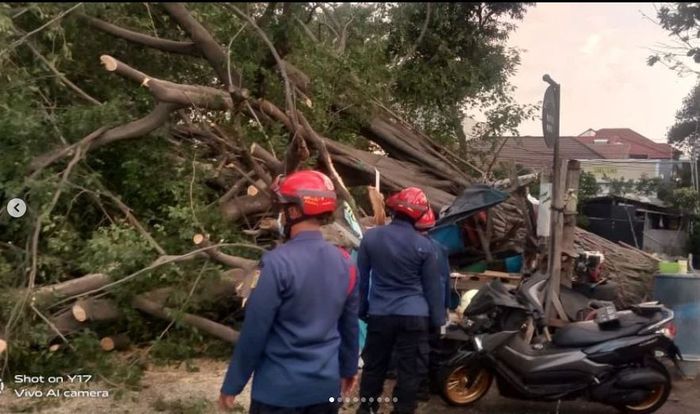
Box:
132 294 240 344
192 234 258 269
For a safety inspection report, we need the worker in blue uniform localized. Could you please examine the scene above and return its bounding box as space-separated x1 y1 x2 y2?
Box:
357 187 444 414
219 170 359 414
414 207 451 400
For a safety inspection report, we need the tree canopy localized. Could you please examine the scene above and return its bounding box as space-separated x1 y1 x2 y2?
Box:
0 2 534 381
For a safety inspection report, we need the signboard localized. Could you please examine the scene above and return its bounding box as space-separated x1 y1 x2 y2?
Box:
542 84 559 149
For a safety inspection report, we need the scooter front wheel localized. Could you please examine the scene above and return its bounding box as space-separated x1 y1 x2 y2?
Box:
439 364 493 407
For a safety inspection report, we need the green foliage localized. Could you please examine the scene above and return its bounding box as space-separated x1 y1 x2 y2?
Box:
635 176 663 196
667 81 700 152
648 3 700 76
0 2 535 388
578 171 600 202
649 3 700 152
384 3 537 144
78 222 154 275
670 187 699 212
606 176 636 196
3 330 144 388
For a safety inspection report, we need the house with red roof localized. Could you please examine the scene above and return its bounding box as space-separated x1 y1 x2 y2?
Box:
577 128 674 160
483 128 677 189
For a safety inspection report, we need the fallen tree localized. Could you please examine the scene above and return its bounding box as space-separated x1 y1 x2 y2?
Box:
0 3 656 367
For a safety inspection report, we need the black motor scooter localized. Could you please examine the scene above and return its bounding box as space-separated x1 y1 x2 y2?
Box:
438 303 681 414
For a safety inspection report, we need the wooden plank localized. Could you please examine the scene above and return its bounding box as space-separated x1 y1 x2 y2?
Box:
561 160 581 287
545 158 569 322
451 270 522 280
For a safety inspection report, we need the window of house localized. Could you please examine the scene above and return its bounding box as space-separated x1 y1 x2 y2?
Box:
593 139 608 144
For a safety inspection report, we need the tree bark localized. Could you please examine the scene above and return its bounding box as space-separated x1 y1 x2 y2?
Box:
221 192 272 222
33 274 111 305
363 117 470 187
80 14 201 56
132 294 240 344
162 3 241 89
29 102 178 174
72 298 121 322
192 234 258 269
100 333 131 351
250 143 284 175
48 308 90 339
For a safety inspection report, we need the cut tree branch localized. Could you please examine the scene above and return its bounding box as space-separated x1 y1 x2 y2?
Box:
100 333 130 351
72 298 121 322
221 192 273 222
250 143 284 175
29 102 178 174
132 293 240 344
192 234 258 269
32 273 111 306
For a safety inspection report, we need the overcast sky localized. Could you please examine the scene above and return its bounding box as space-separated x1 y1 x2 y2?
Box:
501 2 698 143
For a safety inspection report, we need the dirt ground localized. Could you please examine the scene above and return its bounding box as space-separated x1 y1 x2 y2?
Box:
0 358 697 414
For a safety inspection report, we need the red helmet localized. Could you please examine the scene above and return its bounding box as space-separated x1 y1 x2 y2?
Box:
415 207 436 230
386 187 429 221
271 170 337 216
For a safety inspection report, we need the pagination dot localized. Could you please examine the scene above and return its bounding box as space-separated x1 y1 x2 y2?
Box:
393 397 398 402
329 397 335 403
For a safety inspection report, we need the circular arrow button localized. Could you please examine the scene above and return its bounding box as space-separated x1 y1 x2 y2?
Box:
7 198 27 218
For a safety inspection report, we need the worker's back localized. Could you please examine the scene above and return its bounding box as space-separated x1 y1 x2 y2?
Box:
222 231 357 407
358 217 436 318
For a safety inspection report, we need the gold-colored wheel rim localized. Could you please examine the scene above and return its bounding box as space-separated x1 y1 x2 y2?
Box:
444 366 492 404
625 385 665 411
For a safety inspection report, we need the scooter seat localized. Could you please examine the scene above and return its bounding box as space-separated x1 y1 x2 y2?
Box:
552 311 656 347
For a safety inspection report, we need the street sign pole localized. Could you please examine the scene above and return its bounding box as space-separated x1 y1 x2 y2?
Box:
541 75 569 323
